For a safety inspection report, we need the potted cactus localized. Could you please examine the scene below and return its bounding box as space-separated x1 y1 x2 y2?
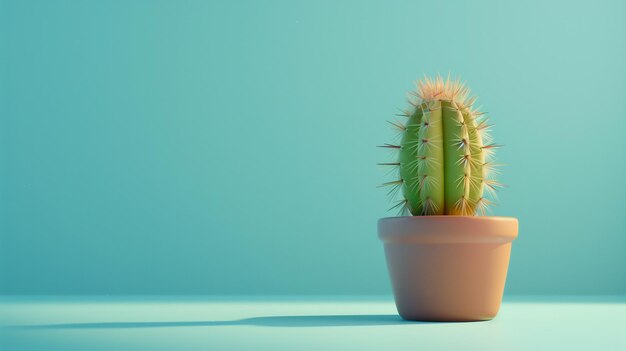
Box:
378 75 518 321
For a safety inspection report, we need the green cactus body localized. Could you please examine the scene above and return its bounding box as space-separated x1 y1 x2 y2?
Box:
383 76 499 216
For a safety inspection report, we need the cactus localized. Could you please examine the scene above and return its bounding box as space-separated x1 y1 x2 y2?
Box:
380 75 502 216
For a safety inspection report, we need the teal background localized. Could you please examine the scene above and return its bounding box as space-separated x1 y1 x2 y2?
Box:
1 0 625 296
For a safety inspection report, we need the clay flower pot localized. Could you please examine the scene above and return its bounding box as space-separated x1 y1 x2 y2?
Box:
378 216 518 322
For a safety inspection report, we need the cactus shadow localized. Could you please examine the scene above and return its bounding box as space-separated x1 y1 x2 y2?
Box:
8 314 435 330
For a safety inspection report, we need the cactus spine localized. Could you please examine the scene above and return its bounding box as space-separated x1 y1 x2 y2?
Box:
381 75 501 216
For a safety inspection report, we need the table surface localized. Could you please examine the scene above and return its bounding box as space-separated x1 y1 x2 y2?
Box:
1 296 625 351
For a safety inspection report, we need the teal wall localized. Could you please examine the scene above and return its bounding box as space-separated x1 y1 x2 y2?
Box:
1 0 625 295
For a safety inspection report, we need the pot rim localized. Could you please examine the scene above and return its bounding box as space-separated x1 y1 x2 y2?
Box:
378 216 518 244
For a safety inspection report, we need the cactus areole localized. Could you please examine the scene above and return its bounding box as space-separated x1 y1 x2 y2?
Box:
381 75 502 216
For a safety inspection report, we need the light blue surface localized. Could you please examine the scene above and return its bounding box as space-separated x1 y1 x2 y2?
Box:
1 296 625 351
1 0 626 295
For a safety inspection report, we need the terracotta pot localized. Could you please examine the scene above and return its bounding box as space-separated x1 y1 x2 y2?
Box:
378 216 518 322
